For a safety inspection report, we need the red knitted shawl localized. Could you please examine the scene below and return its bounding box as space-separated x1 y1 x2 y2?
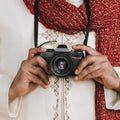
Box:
23 0 120 119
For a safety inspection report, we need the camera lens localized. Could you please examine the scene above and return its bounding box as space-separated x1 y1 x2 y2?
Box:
50 54 73 77
56 59 68 73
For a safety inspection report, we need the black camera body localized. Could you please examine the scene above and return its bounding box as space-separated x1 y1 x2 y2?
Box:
36 44 84 77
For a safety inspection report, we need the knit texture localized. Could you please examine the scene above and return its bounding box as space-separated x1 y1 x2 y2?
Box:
23 0 120 119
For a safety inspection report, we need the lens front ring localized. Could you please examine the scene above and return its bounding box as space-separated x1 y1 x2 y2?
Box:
49 54 73 77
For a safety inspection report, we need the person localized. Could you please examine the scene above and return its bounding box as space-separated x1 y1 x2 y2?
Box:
0 0 120 120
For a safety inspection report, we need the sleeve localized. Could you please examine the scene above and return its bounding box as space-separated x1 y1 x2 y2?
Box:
104 67 120 110
0 74 22 118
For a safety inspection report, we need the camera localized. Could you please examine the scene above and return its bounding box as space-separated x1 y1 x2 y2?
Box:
35 44 84 77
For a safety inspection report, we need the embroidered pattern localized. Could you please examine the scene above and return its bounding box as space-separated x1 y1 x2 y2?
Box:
38 30 59 48
63 31 84 48
51 77 60 120
64 77 72 120
51 77 72 120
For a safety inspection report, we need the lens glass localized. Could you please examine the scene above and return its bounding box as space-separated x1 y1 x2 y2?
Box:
50 54 72 77
56 59 67 73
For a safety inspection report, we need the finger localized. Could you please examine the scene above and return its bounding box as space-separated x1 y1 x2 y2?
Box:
37 68 50 85
29 65 50 85
72 44 101 56
75 55 96 75
76 63 102 80
29 56 50 74
82 69 103 80
28 82 38 92
28 74 48 88
93 78 103 84
28 47 46 59
75 55 107 75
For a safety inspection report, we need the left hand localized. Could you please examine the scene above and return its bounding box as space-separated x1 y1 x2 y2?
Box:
72 44 120 90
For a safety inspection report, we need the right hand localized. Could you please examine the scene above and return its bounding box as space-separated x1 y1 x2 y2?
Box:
9 47 50 103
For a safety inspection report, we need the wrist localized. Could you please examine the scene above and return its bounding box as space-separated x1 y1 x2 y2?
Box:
9 87 17 103
114 80 120 92
113 70 120 92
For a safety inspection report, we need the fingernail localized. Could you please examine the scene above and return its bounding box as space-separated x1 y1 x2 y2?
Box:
72 45 76 48
75 76 79 81
75 69 79 74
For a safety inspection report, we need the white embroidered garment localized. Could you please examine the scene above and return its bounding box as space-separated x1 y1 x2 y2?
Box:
0 0 120 120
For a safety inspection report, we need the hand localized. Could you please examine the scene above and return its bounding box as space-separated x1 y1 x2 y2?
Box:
9 47 50 103
72 44 120 90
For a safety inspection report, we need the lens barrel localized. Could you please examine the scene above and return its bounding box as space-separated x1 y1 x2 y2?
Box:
49 54 73 77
